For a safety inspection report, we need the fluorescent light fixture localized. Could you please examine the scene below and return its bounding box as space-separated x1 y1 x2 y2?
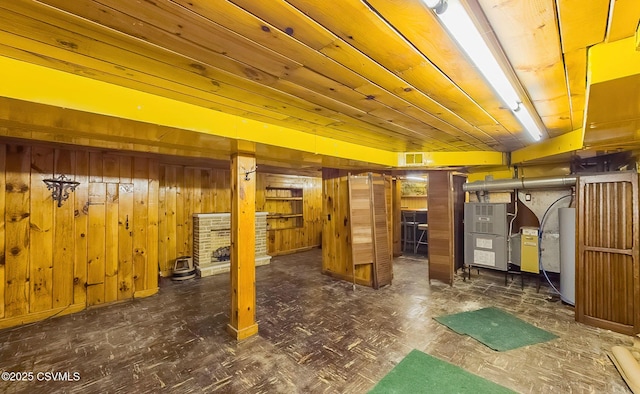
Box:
405 176 427 181
425 0 542 141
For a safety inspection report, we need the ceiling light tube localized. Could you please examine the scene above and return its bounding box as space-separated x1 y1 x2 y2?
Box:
425 0 543 141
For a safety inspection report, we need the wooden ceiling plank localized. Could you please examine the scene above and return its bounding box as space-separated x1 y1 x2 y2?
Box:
1 2 396 131
364 0 523 135
181 0 500 146
229 0 499 146
607 0 640 42
563 48 588 131
0 37 295 123
0 3 339 123
556 0 610 53
33 0 496 150
282 0 503 131
480 0 573 136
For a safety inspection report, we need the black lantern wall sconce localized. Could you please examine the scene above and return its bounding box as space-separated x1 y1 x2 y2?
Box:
43 174 80 207
244 165 257 181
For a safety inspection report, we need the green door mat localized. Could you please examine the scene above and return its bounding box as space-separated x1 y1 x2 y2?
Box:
434 306 557 351
369 349 515 394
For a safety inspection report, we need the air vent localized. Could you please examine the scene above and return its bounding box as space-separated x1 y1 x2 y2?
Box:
403 152 424 166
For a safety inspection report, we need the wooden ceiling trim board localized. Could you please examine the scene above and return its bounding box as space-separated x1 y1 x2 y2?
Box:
480 0 573 135
556 0 610 53
606 0 640 42
175 0 499 147
364 0 523 136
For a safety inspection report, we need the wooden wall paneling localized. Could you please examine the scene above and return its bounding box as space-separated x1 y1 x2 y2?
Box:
147 159 159 292
119 156 132 184
392 177 402 256
132 157 149 295
157 165 168 276
175 166 185 257
347 174 374 286
201 168 213 212
215 169 231 213
29 146 54 313
103 156 120 303
348 176 376 286
184 167 194 260
577 172 639 334
165 165 177 271
104 183 119 303
193 167 202 216
5 145 31 317
118 183 134 300
89 151 103 183
384 175 393 258
103 154 119 184
52 149 75 308
0 144 5 318
73 150 89 306
427 171 454 286
87 182 106 306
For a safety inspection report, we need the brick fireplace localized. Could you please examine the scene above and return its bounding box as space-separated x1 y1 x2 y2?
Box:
193 212 271 277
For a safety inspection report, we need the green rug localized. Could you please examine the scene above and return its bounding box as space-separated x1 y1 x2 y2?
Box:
369 349 515 394
434 307 557 351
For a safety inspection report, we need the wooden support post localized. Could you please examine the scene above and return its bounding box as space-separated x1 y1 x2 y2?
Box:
226 144 258 340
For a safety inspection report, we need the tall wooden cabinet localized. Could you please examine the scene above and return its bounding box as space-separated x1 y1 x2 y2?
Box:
576 172 639 335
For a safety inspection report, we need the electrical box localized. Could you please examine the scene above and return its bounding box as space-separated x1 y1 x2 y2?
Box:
464 203 508 271
520 227 539 273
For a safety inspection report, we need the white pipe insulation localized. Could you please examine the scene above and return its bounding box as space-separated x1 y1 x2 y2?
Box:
462 175 577 192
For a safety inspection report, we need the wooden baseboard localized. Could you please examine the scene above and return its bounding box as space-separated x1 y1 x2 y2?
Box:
269 245 320 257
322 269 372 287
134 288 159 298
0 303 85 330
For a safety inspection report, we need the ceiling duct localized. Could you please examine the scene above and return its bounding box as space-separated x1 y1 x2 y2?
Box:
463 175 577 192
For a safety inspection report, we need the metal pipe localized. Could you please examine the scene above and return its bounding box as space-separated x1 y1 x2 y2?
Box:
463 175 577 192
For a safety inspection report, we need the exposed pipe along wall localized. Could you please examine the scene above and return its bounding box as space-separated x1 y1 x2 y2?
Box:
464 175 576 299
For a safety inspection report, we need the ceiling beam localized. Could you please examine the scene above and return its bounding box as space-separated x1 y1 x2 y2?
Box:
511 128 584 164
0 55 397 167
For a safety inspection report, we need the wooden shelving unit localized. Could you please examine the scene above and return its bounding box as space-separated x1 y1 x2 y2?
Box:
265 187 304 229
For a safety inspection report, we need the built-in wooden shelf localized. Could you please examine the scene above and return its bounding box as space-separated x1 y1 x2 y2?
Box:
402 195 427 198
265 197 303 201
267 213 304 219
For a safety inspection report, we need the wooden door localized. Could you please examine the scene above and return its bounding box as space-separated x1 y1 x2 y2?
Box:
577 172 639 335
347 173 392 289
371 174 392 288
427 171 454 285
452 175 466 271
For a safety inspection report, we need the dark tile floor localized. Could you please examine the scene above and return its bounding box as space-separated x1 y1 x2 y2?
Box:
0 249 632 393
